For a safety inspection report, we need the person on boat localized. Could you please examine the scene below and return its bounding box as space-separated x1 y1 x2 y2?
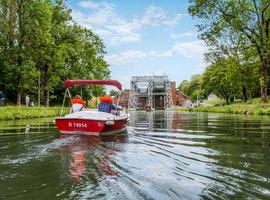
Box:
71 95 85 113
98 96 116 113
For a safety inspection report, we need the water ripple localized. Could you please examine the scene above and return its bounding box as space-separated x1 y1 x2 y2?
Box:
0 112 270 199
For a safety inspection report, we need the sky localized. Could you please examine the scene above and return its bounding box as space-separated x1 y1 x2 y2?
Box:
67 0 207 89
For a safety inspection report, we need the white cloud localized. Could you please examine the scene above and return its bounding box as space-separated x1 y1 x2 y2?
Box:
162 41 207 60
105 49 165 66
105 50 147 66
153 70 167 76
78 1 115 10
169 31 195 39
78 1 99 9
105 41 207 66
72 1 181 46
71 10 93 29
108 74 131 89
95 29 111 37
138 6 181 26
149 51 158 56
72 4 117 27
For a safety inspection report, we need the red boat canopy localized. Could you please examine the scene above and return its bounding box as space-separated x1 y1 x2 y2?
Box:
64 80 122 90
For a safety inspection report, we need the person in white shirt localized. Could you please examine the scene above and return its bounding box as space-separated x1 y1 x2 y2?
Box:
25 95 30 106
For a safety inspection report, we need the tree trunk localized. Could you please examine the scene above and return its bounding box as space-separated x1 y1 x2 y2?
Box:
229 96 234 104
44 64 50 107
260 59 268 103
225 96 229 105
249 91 252 103
242 86 248 102
16 90 21 105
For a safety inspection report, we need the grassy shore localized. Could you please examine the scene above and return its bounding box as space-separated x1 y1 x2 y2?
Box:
176 102 270 115
0 106 68 120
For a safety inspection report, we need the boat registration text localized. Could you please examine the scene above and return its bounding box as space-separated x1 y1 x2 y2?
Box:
68 122 87 128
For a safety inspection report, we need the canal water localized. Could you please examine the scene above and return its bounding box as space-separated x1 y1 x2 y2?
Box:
0 111 270 200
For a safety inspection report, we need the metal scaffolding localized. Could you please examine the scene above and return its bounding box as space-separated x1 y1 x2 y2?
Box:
128 76 173 110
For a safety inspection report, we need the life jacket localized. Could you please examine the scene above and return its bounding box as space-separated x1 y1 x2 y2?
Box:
100 96 112 104
72 98 84 105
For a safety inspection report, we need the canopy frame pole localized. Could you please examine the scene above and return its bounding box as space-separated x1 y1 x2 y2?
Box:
60 88 73 117
60 89 67 117
67 88 73 104
113 90 122 120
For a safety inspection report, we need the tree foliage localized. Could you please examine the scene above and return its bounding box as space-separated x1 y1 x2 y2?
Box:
179 74 205 102
189 0 270 103
109 90 118 96
179 51 260 104
0 0 109 106
203 34 260 103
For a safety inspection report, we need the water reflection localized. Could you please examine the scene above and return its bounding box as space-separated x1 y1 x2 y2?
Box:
63 135 88 182
131 110 202 134
60 133 127 183
0 113 270 199
129 111 270 199
131 111 176 132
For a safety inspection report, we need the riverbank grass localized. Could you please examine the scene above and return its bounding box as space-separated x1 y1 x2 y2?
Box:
176 102 270 115
0 106 68 120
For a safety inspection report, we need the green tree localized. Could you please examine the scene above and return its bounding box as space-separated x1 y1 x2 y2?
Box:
204 33 260 102
61 26 109 103
109 90 118 96
0 0 110 106
178 80 190 96
32 0 70 106
179 75 204 102
0 0 40 104
189 0 270 103
203 58 241 104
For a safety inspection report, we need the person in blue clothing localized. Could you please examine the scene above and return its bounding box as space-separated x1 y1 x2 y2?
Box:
0 91 5 106
98 96 116 113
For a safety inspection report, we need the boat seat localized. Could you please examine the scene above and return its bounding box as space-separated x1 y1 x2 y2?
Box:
71 103 84 113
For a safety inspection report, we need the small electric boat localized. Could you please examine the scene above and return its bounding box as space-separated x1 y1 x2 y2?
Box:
144 104 154 112
55 80 128 136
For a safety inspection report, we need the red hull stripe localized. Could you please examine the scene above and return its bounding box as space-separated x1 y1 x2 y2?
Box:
58 127 127 136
